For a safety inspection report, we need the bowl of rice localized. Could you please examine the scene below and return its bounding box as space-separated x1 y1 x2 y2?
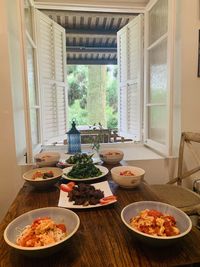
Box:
4 207 80 257
121 201 192 246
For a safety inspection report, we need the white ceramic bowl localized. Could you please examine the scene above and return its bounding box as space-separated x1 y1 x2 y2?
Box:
34 152 60 167
121 201 192 246
23 167 63 189
111 166 145 188
99 149 124 164
4 207 80 257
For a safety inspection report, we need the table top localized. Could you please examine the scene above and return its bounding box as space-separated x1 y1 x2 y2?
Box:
1 163 200 267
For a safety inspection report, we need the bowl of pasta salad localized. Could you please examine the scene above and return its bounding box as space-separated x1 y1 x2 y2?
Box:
4 207 80 257
121 201 192 246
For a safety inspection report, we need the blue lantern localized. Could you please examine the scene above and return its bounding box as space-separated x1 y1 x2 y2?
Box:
67 120 81 154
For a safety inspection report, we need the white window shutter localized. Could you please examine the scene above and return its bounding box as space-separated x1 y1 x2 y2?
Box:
117 15 143 141
117 27 127 136
36 10 67 144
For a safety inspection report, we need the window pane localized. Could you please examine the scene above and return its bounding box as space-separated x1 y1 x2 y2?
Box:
149 39 167 103
149 0 168 46
30 109 39 147
148 105 166 145
24 0 33 38
26 40 37 106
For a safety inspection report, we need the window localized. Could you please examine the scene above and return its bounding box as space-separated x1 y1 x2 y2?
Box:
24 1 174 157
144 0 174 155
24 0 41 154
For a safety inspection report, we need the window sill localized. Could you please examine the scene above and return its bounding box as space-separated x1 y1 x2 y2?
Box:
42 142 164 161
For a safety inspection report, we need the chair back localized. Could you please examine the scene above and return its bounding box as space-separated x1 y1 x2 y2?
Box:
168 132 200 185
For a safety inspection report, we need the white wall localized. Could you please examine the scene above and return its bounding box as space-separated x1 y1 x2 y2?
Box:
0 0 25 222
177 0 200 132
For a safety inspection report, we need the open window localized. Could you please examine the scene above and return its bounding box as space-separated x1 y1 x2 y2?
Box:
24 0 174 157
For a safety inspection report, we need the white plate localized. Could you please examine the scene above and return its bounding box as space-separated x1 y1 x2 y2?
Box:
58 181 117 209
62 165 109 182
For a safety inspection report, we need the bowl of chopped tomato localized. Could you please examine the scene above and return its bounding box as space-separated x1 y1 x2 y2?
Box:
4 207 80 257
121 201 192 246
111 166 145 188
23 167 63 189
99 149 124 164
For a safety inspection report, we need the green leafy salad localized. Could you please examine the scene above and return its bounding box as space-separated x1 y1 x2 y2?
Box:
66 153 93 165
66 162 102 179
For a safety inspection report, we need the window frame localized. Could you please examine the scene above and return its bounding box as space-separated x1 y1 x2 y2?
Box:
143 0 175 156
22 0 42 163
24 1 176 156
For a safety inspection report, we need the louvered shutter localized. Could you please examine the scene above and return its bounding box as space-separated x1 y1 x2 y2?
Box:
117 15 143 141
36 10 67 144
117 27 127 136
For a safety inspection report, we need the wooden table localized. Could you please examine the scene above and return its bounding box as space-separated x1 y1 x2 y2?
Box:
1 164 200 267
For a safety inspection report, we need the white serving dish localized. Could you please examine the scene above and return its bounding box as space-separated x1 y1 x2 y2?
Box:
121 201 192 246
4 207 80 257
99 149 124 164
34 152 60 167
23 167 63 189
111 165 145 188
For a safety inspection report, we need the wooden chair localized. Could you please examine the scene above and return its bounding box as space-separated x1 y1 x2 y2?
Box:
150 132 200 215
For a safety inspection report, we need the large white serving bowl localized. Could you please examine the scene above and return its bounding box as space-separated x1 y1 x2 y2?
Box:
23 167 63 189
121 201 192 246
34 151 60 167
99 149 124 164
111 166 145 188
4 207 80 257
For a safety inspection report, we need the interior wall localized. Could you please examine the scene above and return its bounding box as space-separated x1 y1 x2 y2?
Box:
7 1 27 163
173 0 200 186
178 0 200 132
0 0 25 222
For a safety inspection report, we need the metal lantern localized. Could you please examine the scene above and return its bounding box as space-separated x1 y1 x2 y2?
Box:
67 120 81 154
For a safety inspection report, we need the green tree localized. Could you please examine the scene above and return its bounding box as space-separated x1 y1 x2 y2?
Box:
87 65 107 127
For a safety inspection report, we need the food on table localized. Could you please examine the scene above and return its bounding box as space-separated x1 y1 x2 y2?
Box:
32 170 54 180
16 217 67 247
104 152 121 156
66 153 93 165
130 209 180 237
35 155 51 162
68 183 105 205
120 170 135 176
99 195 117 205
66 162 102 179
60 182 75 192
60 182 117 206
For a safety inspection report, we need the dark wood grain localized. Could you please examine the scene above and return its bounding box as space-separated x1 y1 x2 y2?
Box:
1 163 200 267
